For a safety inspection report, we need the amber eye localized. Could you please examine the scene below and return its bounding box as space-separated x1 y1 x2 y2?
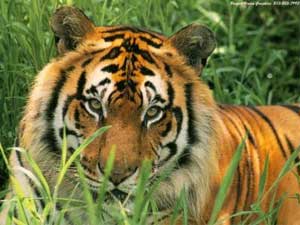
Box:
88 99 102 112
146 106 162 120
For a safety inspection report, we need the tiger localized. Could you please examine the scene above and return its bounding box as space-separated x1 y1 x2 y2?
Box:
1 5 300 225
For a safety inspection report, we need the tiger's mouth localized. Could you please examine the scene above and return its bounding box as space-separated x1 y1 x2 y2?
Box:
109 188 129 202
90 187 131 203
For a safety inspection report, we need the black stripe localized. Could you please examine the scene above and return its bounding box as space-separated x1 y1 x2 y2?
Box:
74 108 81 129
159 142 177 165
107 89 119 106
42 128 59 152
110 93 124 104
243 106 266 175
111 92 125 105
281 105 300 116
46 66 74 121
227 107 257 148
86 85 98 96
244 106 264 147
102 64 119 73
122 38 132 51
104 34 124 42
81 162 96 175
220 106 254 211
285 136 300 175
100 88 107 99
177 147 191 166
90 49 105 55
62 95 75 119
164 63 172 77
80 101 90 115
115 80 127 92
141 30 163 40
98 78 111 86
145 81 156 93
59 127 82 139
138 49 156 64
140 66 155 76
244 156 253 214
161 121 172 137
166 142 177 158
31 182 45 209
167 82 174 108
152 95 166 104
101 47 121 60
16 150 24 167
139 36 162 48
43 67 76 153
172 107 183 140
120 58 127 71
128 79 137 92
219 107 245 140
125 43 156 64
103 26 162 39
218 104 226 109
81 58 93 67
131 54 138 64
250 107 287 159
126 42 140 53
231 166 242 224
219 107 246 221
76 71 86 99
138 90 144 109
103 26 140 34
243 125 257 148
184 83 199 145
86 78 111 96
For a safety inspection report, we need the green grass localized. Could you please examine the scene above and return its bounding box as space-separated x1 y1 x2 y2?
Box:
0 130 191 225
0 0 299 223
1 133 299 224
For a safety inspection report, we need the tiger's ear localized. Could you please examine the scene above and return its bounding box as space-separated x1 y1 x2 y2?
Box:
168 24 216 71
50 6 95 55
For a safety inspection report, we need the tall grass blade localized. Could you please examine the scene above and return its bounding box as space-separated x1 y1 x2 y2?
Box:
208 136 247 225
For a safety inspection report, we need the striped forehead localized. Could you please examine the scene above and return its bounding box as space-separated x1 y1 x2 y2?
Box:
84 63 169 108
82 27 169 107
99 26 164 48
97 27 163 82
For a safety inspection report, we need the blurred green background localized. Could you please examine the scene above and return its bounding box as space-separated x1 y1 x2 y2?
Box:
0 0 299 191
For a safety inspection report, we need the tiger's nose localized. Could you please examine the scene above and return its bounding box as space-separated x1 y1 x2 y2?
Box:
110 166 138 186
99 163 138 186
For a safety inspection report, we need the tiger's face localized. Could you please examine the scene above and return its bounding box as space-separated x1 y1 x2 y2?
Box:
55 27 189 201
37 6 216 205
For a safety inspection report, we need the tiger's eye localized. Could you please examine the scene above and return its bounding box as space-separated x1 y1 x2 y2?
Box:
146 106 161 119
88 99 102 111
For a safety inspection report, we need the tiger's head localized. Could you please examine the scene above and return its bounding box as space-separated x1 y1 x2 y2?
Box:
20 6 218 217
